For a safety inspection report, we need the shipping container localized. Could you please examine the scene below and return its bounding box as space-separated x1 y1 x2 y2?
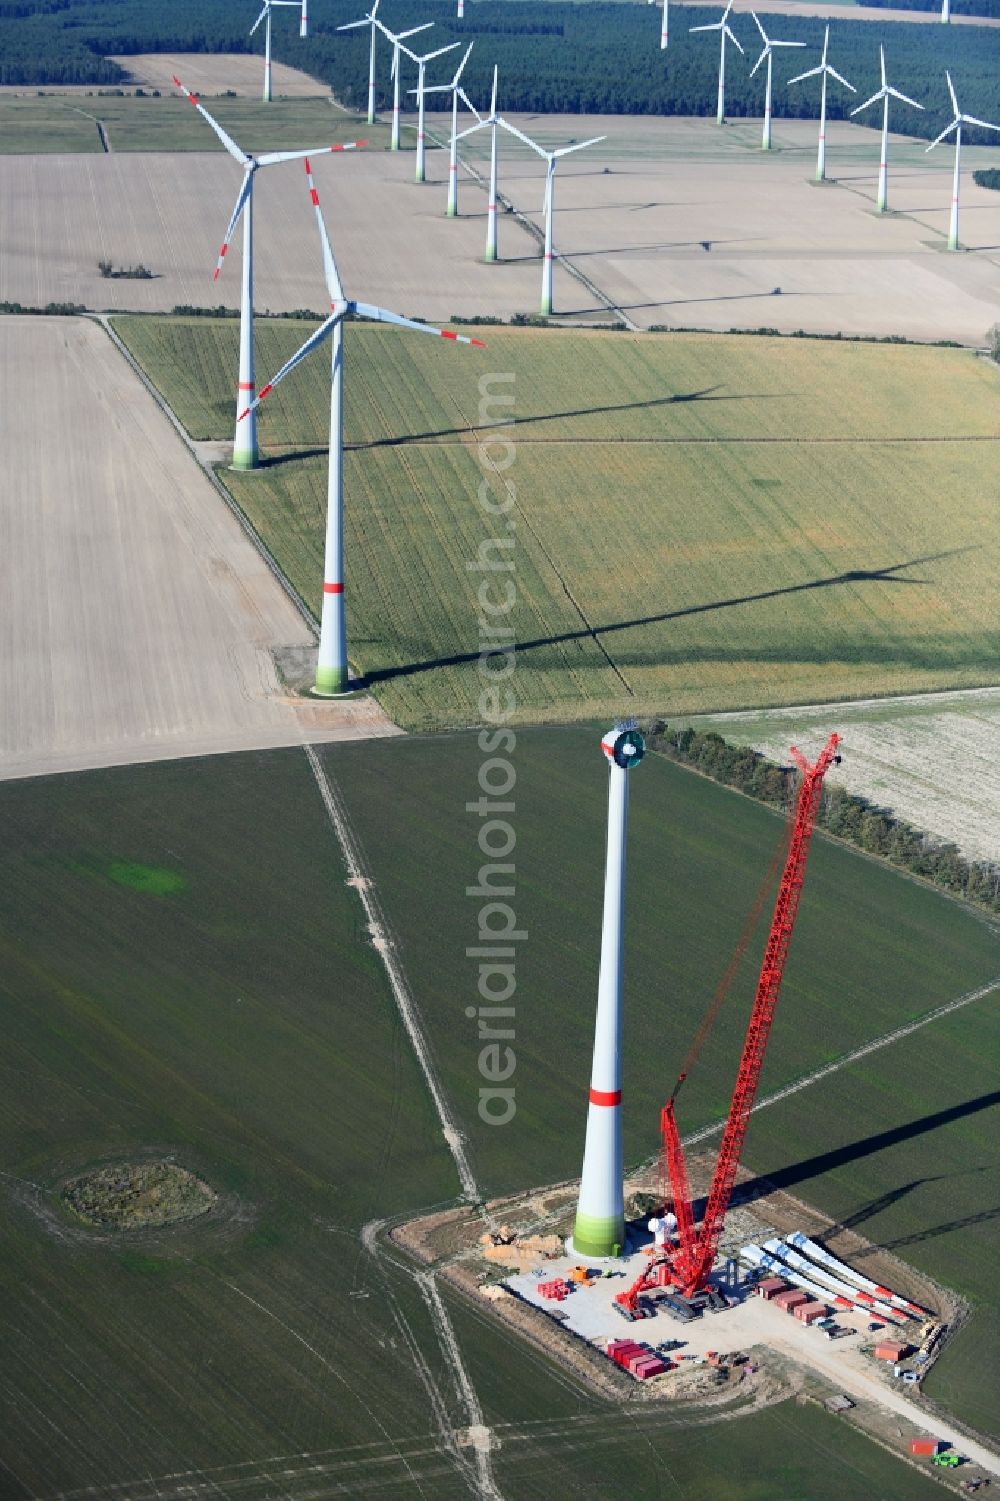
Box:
910 1438 943 1456
757 1277 789 1300
794 1301 832 1324
773 1289 810 1311
875 1341 910 1361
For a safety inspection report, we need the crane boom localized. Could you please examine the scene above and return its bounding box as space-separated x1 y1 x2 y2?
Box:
664 733 840 1297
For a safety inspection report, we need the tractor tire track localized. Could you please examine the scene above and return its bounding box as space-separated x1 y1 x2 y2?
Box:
681 976 1000 1148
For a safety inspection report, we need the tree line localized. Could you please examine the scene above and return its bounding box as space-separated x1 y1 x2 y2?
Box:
646 723 1000 914
2 0 1000 146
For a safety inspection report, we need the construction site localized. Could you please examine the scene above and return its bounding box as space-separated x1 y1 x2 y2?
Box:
395 726 997 1493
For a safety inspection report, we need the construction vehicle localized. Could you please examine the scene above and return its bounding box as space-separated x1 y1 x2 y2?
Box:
933 1453 963 1469
615 735 840 1313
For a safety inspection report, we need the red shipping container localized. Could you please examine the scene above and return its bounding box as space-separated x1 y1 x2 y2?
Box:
632 1359 667 1380
794 1301 831 1324
757 1277 789 1300
773 1289 810 1311
875 1341 910 1361
910 1439 942 1457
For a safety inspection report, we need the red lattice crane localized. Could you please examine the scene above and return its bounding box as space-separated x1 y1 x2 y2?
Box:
616 733 840 1314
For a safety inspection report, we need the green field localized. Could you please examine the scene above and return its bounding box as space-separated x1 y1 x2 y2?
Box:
320 727 1000 1433
111 315 1000 731
0 94 389 154
0 747 959 1498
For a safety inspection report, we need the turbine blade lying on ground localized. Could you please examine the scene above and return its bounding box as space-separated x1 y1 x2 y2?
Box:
237 312 344 420
350 303 486 344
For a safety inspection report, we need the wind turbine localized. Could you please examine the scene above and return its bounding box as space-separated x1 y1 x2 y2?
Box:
400 37 461 184
926 71 1000 250
788 25 855 182
337 0 381 126
690 1 744 127
457 67 500 259
419 43 475 215
748 12 804 151
501 121 606 315
172 75 364 471
238 159 485 696
250 0 302 103
375 19 433 152
850 46 923 214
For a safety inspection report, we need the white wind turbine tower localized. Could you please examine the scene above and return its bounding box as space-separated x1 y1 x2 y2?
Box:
456 66 500 259
660 0 669 50
374 20 432 151
941 0 950 23
419 43 475 215
238 159 485 696
250 0 303 102
458 0 465 17
172 74 364 471
501 121 606 315
337 0 382 126
788 25 855 182
690 1 744 127
851 45 923 214
400 37 461 183
926 71 1000 250
299 0 308 37
749 12 804 150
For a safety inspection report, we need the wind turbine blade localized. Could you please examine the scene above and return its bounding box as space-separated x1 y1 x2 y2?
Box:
497 117 548 157
946 70 959 119
851 90 883 116
725 27 745 54
772 40 805 48
827 66 855 92
399 21 433 38
689 22 721 33
787 64 822 85
887 86 923 110
213 170 253 281
171 75 248 164
350 303 486 344
553 134 606 157
879 44 886 91
491 64 497 117
750 47 767 78
453 41 474 85
752 11 768 44
961 114 1000 132
336 18 369 30
457 86 481 121
456 118 486 141
417 84 451 95
304 158 344 303
257 140 366 166
925 122 957 151
237 313 342 422
722 0 735 20
424 41 461 62
249 4 268 37
821 22 829 67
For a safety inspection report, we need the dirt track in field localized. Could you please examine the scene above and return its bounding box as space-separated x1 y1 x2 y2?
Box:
0 316 399 781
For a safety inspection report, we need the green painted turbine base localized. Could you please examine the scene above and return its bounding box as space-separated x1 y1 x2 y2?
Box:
485 247 498 262
313 666 350 697
230 451 259 472
572 1210 625 1258
447 204 457 217
948 235 959 251
540 298 553 316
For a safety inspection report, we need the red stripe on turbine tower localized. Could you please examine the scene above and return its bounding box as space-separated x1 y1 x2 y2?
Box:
324 582 344 594
589 1088 622 1107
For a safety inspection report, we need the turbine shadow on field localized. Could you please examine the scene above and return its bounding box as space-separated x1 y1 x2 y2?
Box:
559 290 817 317
360 548 972 687
731 1089 1000 1211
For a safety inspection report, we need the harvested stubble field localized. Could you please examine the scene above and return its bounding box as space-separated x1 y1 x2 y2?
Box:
0 749 952 1500
321 727 1000 1438
693 686 1000 861
113 314 1000 731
